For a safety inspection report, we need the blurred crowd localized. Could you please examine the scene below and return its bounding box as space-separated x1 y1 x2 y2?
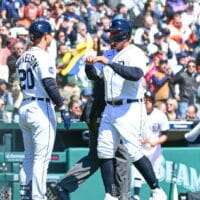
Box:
0 0 200 124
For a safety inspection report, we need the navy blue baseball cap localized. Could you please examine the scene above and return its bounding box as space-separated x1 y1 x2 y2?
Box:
144 91 155 102
154 32 164 39
176 51 188 59
29 20 54 41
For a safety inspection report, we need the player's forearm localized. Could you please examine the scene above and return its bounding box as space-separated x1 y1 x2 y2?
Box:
85 64 101 80
157 134 168 145
42 78 64 108
109 62 144 81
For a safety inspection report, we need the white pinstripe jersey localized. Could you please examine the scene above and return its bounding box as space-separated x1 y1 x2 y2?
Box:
16 46 56 99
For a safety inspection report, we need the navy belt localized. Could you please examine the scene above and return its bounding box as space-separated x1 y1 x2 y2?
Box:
106 98 143 106
23 97 50 102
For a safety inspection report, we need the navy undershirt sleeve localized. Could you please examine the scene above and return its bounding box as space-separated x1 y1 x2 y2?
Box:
109 62 144 81
160 130 169 136
42 78 64 107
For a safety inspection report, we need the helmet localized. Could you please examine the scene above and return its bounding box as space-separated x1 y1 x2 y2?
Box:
29 20 54 41
105 19 132 42
144 90 155 102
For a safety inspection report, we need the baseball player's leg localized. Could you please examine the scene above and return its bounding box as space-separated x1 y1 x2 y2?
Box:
32 105 56 200
115 142 131 200
132 154 166 200
58 119 100 192
19 106 33 199
19 129 34 184
98 117 120 199
133 155 167 200
121 136 167 200
19 129 34 200
115 105 166 200
59 154 100 192
132 165 143 200
100 158 118 197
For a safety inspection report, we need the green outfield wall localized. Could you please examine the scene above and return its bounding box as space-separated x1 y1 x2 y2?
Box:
67 147 200 200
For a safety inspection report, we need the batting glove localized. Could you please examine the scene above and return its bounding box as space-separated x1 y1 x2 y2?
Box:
60 109 71 129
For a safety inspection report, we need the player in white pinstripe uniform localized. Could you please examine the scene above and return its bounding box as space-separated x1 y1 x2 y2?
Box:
133 91 169 200
85 18 167 200
16 20 70 200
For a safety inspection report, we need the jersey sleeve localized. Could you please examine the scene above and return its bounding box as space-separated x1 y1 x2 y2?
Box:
38 52 56 80
130 46 147 74
159 111 170 132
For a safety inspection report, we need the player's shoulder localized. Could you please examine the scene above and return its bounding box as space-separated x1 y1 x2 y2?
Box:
128 44 145 54
153 108 169 121
103 48 116 56
153 108 166 116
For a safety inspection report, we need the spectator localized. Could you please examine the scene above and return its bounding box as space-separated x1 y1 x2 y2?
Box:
167 11 191 51
0 0 25 22
50 1 66 31
59 75 81 105
0 23 10 37
56 43 70 74
172 51 189 75
75 21 90 45
11 79 23 123
0 79 13 106
151 58 173 101
144 52 165 92
0 98 9 122
0 34 11 82
154 100 167 114
147 32 166 57
95 2 111 21
161 27 180 66
133 91 169 200
23 0 43 20
130 0 159 29
63 0 85 25
172 59 198 118
166 98 178 121
7 41 25 83
166 0 187 14
68 99 82 122
61 21 93 91
96 16 112 49
80 88 92 109
134 14 159 46
185 104 199 122
55 30 70 48
105 0 120 10
16 27 29 46
113 3 129 20
15 6 38 29
55 16 77 48
79 0 97 27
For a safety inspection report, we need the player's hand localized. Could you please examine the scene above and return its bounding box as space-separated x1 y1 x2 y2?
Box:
60 109 71 129
85 55 109 65
141 138 156 147
95 56 109 65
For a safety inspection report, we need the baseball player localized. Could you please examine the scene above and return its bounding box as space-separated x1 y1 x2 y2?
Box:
85 18 167 200
50 53 131 200
133 91 169 200
16 20 71 200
